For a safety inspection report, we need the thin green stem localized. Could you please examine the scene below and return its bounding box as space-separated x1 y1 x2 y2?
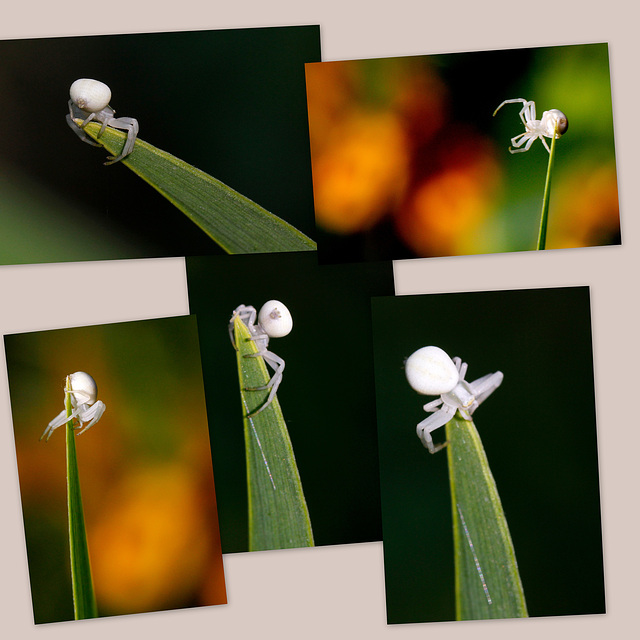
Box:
536 122 559 250
65 377 98 619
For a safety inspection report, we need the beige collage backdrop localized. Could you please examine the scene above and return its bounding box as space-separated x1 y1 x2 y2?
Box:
1 1 638 638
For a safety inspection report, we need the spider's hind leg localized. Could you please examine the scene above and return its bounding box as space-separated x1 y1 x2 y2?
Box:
74 401 106 436
104 116 140 165
245 350 286 417
229 305 258 349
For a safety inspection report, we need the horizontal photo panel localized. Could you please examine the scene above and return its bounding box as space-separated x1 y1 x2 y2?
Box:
0 25 320 264
306 43 619 263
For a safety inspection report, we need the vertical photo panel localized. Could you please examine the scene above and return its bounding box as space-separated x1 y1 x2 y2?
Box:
5 316 226 623
186 252 394 553
371 287 604 623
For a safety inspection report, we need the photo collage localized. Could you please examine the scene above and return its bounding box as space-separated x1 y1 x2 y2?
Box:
1 21 619 635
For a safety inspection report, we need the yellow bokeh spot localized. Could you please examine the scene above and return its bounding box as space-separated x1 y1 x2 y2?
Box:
550 164 620 249
89 465 215 614
311 111 409 234
397 149 500 256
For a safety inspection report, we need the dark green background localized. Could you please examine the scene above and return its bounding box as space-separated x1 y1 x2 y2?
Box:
0 26 320 263
186 252 394 552
372 287 605 622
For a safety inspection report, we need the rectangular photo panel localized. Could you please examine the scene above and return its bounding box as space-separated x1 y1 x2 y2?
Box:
0 25 320 265
371 287 605 623
5 316 227 623
306 43 619 263
185 252 394 553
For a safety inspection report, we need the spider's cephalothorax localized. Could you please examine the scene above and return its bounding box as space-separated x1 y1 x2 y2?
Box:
66 78 139 165
229 300 293 417
405 346 503 453
493 98 568 154
40 371 106 442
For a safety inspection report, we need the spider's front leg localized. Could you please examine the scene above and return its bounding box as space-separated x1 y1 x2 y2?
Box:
451 356 468 381
66 102 102 148
229 305 258 348
518 100 536 127
416 404 456 453
468 371 504 411
39 409 68 442
493 97 527 118
423 397 444 413
39 402 85 442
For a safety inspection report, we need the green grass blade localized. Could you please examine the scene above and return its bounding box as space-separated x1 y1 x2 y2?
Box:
64 383 98 619
76 121 317 254
446 415 527 620
537 124 559 250
232 316 314 551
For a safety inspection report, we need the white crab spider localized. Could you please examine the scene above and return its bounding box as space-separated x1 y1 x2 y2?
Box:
66 78 139 165
229 300 293 416
493 98 568 154
40 371 106 442
405 346 503 454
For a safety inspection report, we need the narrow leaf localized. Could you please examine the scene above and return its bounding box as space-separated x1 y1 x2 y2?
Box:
446 415 527 620
232 316 314 551
537 123 559 250
65 383 97 619
75 121 317 254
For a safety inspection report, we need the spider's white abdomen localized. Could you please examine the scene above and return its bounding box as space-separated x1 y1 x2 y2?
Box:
68 371 98 406
70 78 111 113
405 346 459 396
540 109 569 138
258 300 293 338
